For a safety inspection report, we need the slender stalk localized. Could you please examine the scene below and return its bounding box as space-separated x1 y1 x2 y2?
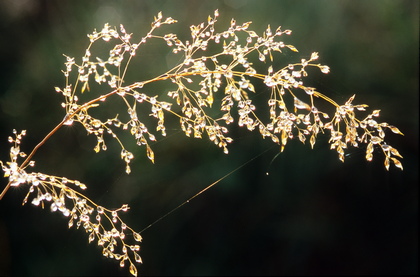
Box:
0 182 11 200
0 88 124 200
0 119 67 200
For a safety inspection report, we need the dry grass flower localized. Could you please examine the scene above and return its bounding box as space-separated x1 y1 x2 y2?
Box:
0 11 403 276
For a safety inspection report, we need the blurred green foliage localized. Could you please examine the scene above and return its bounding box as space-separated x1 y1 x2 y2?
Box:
0 0 418 276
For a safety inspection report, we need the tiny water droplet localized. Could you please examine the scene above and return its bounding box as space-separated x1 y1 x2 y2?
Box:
64 118 74 126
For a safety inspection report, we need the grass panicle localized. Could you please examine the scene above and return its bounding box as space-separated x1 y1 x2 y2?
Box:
0 11 403 276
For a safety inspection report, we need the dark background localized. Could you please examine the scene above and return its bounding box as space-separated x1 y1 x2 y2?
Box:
0 0 418 276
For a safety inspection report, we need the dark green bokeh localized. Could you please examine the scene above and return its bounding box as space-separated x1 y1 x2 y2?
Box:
0 0 418 276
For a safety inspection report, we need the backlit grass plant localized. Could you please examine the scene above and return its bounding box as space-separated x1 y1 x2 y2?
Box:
0 11 403 276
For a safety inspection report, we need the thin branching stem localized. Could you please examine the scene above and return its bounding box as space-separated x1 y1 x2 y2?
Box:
0 11 404 276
